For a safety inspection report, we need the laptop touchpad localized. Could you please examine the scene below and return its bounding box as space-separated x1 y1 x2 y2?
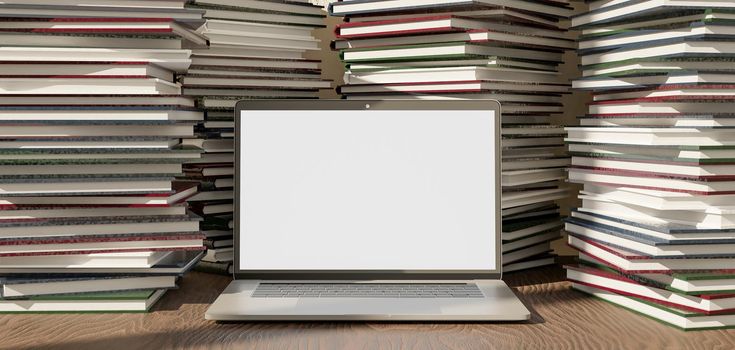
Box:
297 298 441 315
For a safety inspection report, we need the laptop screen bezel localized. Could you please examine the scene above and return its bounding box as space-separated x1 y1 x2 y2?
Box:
233 100 503 280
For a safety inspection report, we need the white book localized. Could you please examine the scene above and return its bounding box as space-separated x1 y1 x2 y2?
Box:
354 10 561 28
204 31 320 51
501 188 568 209
187 68 319 79
592 87 735 102
193 0 324 16
569 169 735 193
192 46 305 59
0 179 174 196
502 168 567 187
345 66 566 85
0 205 185 219
337 30 574 50
0 47 192 72
583 59 735 77
337 15 572 41
570 236 735 273
0 185 197 206
570 210 735 242
580 10 735 36
0 95 194 107
580 24 735 51
581 40 735 66
201 8 324 27
566 127 735 146
0 5 203 24
1 275 177 298
0 139 180 150
340 81 570 94
503 255 556 273
344 95 566 112
0 78 180 95
565 222 735 256
504 137 565 148
0 151 201 161
0 124 194 138
329 0 572 18
575 72 735 89
214 178 233 188
568 143 735 161
502 157 570 171
181 139 233 152
0 163 182 176
581 183 735 210
0 18 202 36
502 242 552 264
579 199 735 229
639 273 735 294
343 42 563 63
589 101 735 115
201 203 233 216
503 219 562 242
0 220 199 239
184 88 318 98
579 116 735 127
0 109 201 122
348 58 558 72
191 56 318 70
0 239 203 256
181 76 330 89
200 19 315 38
187 190 234 202
0 251 172 269
572 0 735 28
573 157 735 177
202 247 234 263
0 0 185 8
502 231 560 253
184 152 235 164
0 63 173 81
0 33 190 50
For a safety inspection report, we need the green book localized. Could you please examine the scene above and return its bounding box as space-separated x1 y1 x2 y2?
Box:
0 289 166 313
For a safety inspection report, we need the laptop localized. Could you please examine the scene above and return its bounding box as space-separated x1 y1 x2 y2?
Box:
205 100 530 321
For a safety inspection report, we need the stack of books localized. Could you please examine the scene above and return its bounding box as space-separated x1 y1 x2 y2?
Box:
566 1 735 330
0 0 207 312
329 0 575 272
180 0 329 275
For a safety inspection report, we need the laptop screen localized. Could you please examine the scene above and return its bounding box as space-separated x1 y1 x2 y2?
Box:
237 107 498 272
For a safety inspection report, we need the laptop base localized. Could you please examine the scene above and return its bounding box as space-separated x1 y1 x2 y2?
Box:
205 279 530 321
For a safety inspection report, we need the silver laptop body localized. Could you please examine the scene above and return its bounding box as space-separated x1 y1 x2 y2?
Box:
206 100 530 321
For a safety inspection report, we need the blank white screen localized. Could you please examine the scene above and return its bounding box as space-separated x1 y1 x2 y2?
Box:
239 110 497 270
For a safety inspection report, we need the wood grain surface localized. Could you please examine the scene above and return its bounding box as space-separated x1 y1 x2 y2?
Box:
2 263 734 350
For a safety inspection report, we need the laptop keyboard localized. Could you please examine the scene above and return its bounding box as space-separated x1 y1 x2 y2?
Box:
252 283 484 298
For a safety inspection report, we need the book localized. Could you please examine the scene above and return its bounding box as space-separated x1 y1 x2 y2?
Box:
504 253 556 273
0 1 210 312
0 289 167 313
1 275 177 298
329 0 573 18
567 265 735 314
572 282 735 330
570 235 735 273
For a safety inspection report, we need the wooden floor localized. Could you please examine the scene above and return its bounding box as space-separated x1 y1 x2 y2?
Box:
2 263 734 350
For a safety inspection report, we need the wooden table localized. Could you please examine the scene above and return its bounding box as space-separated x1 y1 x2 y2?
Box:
2 262 734 350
